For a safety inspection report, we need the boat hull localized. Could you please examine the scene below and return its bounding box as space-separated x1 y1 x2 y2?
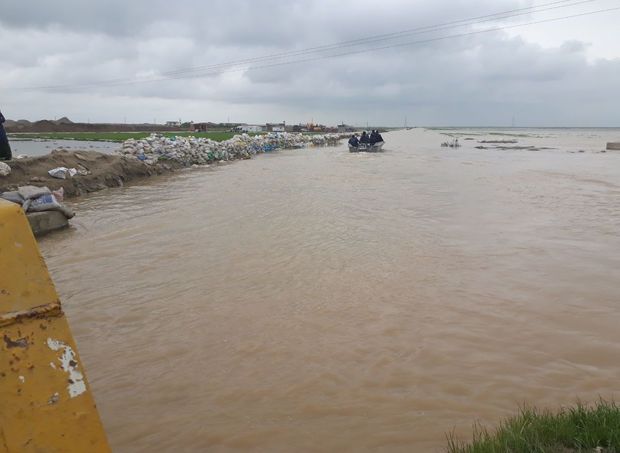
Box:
349 141 384 153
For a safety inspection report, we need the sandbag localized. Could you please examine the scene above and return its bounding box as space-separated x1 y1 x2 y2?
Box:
26 193 75 219
48 167 78 179
1 191 24 205
52 187 65 202
18 185 51 200
0 162 10 176
27 193 63 212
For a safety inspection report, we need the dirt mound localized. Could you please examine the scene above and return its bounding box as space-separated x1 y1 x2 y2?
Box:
0 149 182 198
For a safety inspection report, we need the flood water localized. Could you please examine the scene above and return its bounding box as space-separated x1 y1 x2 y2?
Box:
39 129 620 452
8 138 119 157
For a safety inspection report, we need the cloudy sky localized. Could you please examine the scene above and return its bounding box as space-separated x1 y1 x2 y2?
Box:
1 0 619 126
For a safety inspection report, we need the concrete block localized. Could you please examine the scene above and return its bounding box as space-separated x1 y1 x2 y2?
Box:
27 211 69 236
607 142 620 150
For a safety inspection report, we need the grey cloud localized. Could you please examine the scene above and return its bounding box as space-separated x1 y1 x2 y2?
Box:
1 0 620 126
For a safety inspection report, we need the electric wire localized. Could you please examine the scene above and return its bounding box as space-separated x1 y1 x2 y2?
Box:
23 0 619 91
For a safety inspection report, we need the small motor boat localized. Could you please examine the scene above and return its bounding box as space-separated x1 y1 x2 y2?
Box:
349 141 384 153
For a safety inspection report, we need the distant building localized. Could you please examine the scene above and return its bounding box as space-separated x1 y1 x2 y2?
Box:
193 122 218 132
235 124 264 133
166 121 181 127
337 124 355 133
266 122 286 132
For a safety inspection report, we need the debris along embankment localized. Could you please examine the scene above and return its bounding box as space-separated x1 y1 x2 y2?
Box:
0 132 345 198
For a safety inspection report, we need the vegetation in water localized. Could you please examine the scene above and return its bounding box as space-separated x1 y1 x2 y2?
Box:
447 400 620 453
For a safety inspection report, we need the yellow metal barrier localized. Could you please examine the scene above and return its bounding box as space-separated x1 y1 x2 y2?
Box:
0 200 110 452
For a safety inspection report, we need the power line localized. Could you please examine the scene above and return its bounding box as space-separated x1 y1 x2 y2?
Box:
24 1 619 91
25 0 600 90
159 0 599 77
171 6 620 78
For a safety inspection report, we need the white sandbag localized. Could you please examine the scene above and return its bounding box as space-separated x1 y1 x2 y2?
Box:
48 167 78 179
26 193 75 219
27 193 63 212
18 185 51 200
1 191 24 205
0 162 11 176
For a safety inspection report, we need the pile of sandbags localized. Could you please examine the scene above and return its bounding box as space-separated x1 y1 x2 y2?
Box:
1 185 74 219
117 132 346 166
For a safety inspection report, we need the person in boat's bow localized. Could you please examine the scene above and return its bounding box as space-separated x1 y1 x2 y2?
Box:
348 134 359 147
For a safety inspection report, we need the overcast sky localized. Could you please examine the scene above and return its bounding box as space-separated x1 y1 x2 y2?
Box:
1 0 619 126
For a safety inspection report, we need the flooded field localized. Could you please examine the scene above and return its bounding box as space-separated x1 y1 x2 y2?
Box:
39 128 620 452
8 138 119 157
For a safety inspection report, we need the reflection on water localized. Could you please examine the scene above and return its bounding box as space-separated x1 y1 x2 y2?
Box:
40 129 620 452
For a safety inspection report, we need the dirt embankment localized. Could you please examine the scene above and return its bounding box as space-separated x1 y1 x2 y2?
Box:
0 150 182 198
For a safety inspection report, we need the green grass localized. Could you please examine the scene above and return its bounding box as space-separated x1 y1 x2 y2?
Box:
7 131 260 142
447 400 620 453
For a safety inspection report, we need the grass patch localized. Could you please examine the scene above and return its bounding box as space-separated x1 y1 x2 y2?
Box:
8 131 261 142
447 400 620 453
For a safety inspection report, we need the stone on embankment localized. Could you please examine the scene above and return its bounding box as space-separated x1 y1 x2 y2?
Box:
606 142 620 151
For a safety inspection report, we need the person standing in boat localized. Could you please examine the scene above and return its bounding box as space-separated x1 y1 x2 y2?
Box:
348 134 359 148
375 130 384 143
0 109 12 161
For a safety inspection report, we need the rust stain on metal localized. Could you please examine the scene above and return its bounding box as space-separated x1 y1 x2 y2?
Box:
0 301 62 328
3 334 29 349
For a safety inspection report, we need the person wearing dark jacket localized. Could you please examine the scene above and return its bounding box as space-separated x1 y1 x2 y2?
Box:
348 134 359 147
360 131 370 144
0 110 12 161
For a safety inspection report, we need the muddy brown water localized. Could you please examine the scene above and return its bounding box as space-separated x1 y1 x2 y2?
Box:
39 129 620 452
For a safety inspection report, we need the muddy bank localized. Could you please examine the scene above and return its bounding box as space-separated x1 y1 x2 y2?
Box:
1 132 346 199
0 149 182 198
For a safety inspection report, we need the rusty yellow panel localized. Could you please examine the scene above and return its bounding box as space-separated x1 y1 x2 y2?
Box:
0 202 58 315
0 200 110 452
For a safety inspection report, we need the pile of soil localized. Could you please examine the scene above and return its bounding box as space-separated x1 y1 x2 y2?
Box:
0 149 182 198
